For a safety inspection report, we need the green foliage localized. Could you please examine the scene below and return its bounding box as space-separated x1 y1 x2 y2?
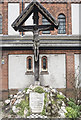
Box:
4 103 7 106
16 96 31 116
65 99 81 118
17 108 24 116
51 100 55 105
44 92 48 104
79 105 81 111
57 94 65 100
67 101 76 109
34 87 45 93
24 88 28 92
41 107 46 115
27 109 31 116
67 100 81 111
65 107 80 118
16 97 29 109
57 99 62 108
41 92 48 115
69 98 76 103
9 109 15 115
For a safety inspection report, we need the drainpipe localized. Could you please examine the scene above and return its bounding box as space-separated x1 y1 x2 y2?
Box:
22 0 23 36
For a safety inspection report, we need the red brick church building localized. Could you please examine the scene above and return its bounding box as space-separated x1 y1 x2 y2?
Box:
0 0 81 100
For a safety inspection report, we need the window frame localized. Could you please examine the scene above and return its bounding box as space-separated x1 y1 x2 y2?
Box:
58 14 66 34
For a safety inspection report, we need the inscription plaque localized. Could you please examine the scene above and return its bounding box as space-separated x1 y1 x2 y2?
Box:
29 92 44 113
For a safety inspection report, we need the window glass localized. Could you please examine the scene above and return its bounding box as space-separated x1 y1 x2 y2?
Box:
27 56 32 71
29 59 31 70
58 14 66 34
43 58 46 69
42 16 50 34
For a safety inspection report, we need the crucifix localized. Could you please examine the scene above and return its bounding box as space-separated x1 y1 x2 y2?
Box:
19 14 54 84
12 0 58 84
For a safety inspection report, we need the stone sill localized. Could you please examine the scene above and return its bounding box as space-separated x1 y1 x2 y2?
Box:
25 71 34 75
40 71 49 75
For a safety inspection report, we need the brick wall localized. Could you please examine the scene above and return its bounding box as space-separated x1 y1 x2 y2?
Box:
0 50 33 100
0 3 3 35
40 50 81 98
1 2 72 35
0 49 81 100
0 3 3 15
66 53 75 98
39 2 72 35
3 2 8 35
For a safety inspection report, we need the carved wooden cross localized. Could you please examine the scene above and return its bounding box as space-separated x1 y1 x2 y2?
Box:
19 14 54 83
12 0 58 84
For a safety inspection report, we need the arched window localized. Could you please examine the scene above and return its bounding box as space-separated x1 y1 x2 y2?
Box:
58 14 66 34
27 56 32 70
42 16 50 34
0 14 2 34
42 56 47 70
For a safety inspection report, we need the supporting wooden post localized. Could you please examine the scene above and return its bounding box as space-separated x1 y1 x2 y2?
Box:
33 29 40 84
33 8 40 85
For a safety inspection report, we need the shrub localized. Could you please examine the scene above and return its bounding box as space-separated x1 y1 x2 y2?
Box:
65 107 80 118
34 87 45 93
69 98 76 103
67 100 81 111
67 101 76 109
65 99 81 118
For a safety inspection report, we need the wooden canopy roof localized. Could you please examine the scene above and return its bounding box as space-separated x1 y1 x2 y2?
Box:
12 0 58 31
